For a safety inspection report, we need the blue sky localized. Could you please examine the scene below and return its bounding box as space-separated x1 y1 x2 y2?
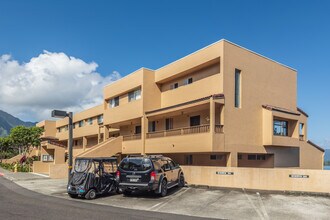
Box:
0 0 329 148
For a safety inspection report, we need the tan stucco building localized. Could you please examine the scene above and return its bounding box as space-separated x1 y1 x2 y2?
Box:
36 39 324 173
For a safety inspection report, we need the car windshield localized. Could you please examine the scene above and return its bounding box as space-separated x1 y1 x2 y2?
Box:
74 159 91 173
119 158 152 171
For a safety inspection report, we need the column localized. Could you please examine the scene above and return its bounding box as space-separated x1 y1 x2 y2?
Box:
210 97 215 133
141 115 148 155
226 152 238 167
82 136 87 151
104 125 109 141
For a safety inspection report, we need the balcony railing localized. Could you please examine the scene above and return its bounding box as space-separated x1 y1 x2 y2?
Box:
123 133 142 141
147 124 210 139
215 124 224 133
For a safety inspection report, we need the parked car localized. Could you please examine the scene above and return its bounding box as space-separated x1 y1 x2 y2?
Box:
117 155 185 197
67 157 120 199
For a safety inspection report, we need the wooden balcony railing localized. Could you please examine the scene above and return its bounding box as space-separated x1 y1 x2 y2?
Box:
147 124 210 139
123 133 142 141
215 124 224 133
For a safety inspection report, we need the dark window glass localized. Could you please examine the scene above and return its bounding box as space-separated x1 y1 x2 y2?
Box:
174 83 179 88
238 154 243 160
148 121 156 132
135 125 141 134
119 158 152 171
168 160 176 169
248 155 256 160
190 115 200 126
235 69 241 108
188 78 193 84
273 120 288 136
257 155 266 160
165 118 173 130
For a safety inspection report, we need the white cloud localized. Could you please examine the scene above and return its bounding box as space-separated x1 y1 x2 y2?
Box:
0 51 121 122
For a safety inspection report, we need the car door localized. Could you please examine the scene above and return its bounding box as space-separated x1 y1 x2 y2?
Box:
168 159 180 185
161 160 173 185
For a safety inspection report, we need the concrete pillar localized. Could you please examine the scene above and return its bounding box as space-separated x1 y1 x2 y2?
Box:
227 152 238 167
104 125 109 141
210 98 215 133
141 115 148 155
82 136 87 151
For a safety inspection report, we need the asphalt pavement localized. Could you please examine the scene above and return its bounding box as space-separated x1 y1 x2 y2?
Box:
0 176 207 220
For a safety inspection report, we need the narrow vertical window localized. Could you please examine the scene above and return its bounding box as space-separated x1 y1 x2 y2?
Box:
165 118 173 130
235 69 241 108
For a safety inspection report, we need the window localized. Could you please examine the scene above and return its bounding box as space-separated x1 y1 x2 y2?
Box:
210 155 224 160
184 78 193 85
87 118 93 125
128 89 141 102
273 120 288 136
73 123 76 129
74 140 79 146
257 155 266 160
238 154 243 160
165 118 173 130
170 83 179 90
184 155 193 165
299 123 304 135
235 69 241 108
148 121 156 132
248 154 266 160
190 115 200 126
79 120 84 127
135 125 141 134
97 115 103 124
42 154 54 162
109 96 119 108
168 160 177 169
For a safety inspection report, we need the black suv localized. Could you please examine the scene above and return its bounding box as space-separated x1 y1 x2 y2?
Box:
117 155 185 197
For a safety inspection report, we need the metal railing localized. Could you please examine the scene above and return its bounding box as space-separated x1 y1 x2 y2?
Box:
146 124 210 139
123 133 142 141
215 124 224 133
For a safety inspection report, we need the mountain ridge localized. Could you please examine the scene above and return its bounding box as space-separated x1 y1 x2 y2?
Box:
0 110 36 137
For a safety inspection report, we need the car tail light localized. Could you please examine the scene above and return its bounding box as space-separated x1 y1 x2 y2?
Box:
116 170 120 181
150 171 156 182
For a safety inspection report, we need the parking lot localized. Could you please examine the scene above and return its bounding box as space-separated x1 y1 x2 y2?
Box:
12 174 330 220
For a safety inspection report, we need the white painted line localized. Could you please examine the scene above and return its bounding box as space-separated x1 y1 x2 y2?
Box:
256 192 270 220
243 189 265 220
31 173 49 178
149 188 190 211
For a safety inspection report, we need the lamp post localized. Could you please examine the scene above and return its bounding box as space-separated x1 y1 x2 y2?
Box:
51 110 73 182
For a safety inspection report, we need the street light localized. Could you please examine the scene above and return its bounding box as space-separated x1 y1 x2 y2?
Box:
51 110 73 182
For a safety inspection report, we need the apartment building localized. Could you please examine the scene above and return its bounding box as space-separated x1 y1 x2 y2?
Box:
36 39 324 173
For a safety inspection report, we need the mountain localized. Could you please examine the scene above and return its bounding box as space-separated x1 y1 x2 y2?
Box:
0 110 36 137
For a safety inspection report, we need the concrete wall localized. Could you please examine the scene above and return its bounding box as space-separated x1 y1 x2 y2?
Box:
49 164 68 179
33 161 50 174
182 166 330 194
266 146 300 167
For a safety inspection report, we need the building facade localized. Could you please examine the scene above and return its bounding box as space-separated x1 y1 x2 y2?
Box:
36 39 324 173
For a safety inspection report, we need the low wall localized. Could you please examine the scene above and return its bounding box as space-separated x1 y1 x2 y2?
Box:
49 164 68 179
33 161 50 174
181 166 330 194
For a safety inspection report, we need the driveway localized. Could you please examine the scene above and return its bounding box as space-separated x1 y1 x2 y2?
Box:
2 169 330 219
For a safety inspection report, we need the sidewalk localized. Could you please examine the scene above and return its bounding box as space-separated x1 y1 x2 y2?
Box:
0 167 67 196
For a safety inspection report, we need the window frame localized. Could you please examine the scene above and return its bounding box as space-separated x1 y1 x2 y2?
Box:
234 69 241 108
273 119 289 136
109 96 119 108
128 89 141 102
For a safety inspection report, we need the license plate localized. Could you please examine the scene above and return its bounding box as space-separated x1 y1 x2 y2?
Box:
129 178 139 182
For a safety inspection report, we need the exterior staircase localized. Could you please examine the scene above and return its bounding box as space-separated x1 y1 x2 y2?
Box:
75 136 123 158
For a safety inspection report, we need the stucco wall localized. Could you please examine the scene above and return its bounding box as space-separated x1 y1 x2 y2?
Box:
182 166 330 193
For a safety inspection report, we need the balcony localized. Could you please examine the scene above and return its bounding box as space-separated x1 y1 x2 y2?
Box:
146 124 210 139
123 133 141 141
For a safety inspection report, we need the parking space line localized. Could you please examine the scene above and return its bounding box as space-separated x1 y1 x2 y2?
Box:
148 188 190 211
243 189 265 220
256 192 269 220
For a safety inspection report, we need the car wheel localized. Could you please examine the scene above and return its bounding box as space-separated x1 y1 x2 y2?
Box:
178 173 185 187
160 179 168 197
68 194 78 199
123 190 132 196
116 187 123 194
85 189 97 200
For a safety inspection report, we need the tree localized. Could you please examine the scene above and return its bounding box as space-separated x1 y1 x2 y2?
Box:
9 126 44 154
0 136 14 159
